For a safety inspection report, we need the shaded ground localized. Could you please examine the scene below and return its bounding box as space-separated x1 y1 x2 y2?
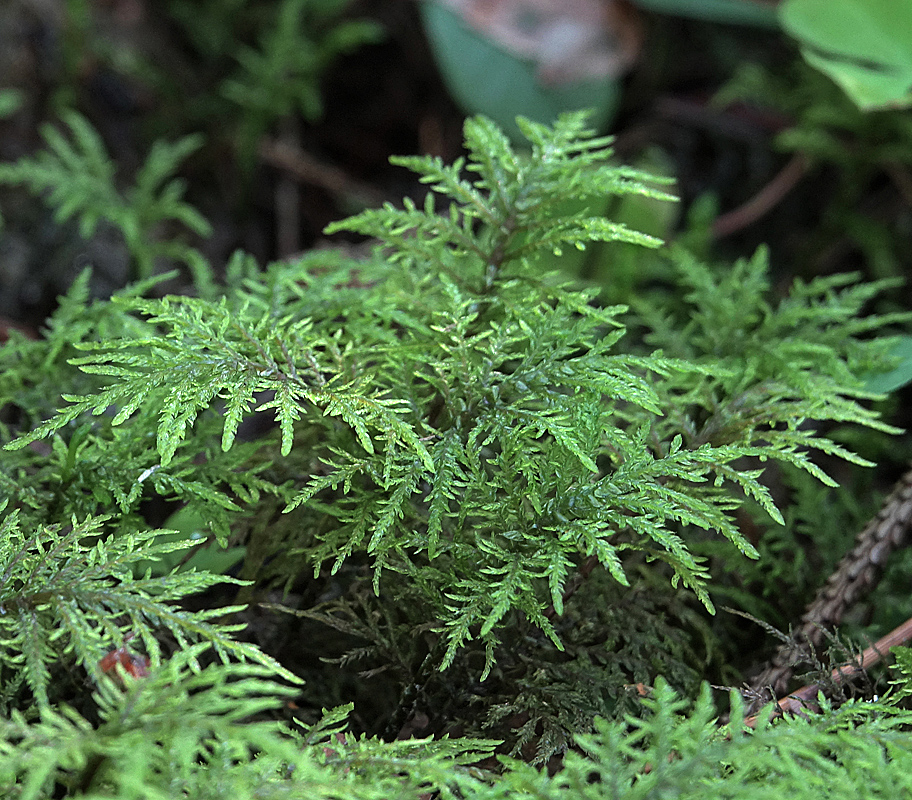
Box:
5 2 903 320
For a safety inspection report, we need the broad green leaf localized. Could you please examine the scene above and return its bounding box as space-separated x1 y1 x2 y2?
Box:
781 0 912 110
864 335 912 394
419 3 620 143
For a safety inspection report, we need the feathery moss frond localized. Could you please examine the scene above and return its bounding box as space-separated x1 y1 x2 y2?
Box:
3 111 902 681
0 511 297 709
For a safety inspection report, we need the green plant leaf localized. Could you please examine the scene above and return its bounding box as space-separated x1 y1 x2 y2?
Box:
864 335 912 393
629 0 778 26
419 3 620 142
780 0 912 110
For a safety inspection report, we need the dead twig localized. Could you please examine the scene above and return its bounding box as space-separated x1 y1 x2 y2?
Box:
751 465 912 697
743 613 912 728
258 138 386 210
711 153 809 239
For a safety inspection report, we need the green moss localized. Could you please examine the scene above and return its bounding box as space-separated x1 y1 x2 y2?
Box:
0 110 909 796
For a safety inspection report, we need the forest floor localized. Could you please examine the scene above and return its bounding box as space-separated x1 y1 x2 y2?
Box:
3 0 912 750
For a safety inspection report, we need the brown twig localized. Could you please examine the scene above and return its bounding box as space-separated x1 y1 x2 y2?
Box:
743 613 912 728
274 117 303 258
258 138 386 210
711 153 809 239
750 466 912 699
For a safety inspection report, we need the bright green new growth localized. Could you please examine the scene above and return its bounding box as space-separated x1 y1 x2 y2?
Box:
0 107 909 795
6 664 912 797
0 510 298 711
4 111 899 684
